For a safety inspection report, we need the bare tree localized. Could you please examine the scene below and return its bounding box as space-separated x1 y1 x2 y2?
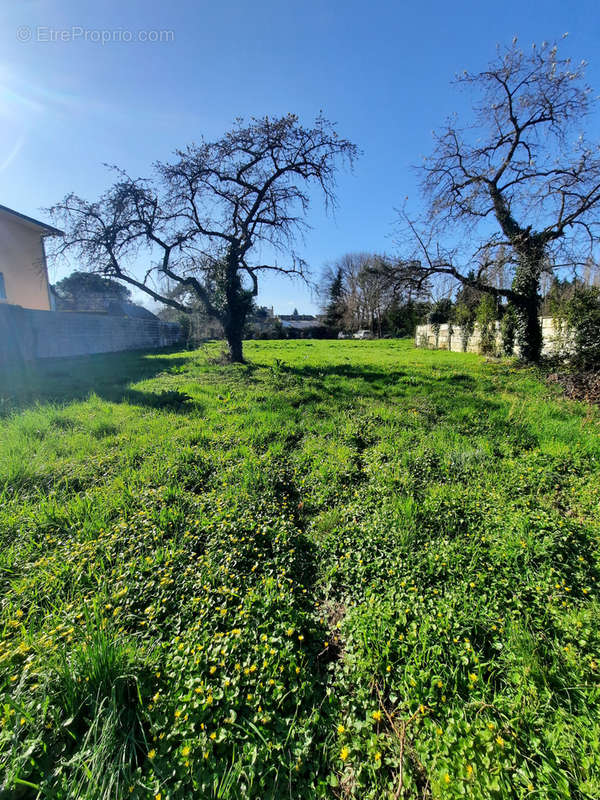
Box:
320 253 428 334
403 38 600 361
50 115 357 362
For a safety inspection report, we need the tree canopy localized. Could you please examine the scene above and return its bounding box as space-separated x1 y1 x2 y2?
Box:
50 115 357 361
320 253 430 336
403 38 600 361
52 271 132 310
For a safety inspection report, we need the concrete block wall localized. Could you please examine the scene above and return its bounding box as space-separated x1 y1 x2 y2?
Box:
415 317 565 356
0 303 183 364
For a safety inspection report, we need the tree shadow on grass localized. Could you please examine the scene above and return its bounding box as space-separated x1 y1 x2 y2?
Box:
0 348 195 415
256 359 539 457
276 360 504 415
283 362 410 384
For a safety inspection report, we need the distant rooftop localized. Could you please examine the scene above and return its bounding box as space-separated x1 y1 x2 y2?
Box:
278 313 317 322
280 319 324 330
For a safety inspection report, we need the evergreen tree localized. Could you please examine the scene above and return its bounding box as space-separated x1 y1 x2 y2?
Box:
324 267 345 329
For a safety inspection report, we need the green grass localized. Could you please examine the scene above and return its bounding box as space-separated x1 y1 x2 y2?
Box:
0 340 599 799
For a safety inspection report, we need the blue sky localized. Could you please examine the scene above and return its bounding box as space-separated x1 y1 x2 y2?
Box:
1 0 599 313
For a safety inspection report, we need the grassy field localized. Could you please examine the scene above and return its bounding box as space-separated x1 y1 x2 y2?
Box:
0 340 599 800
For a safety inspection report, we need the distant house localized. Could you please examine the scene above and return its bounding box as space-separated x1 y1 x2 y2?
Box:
277 313 327 337
278 313 318 323
280 319 322 332
0 204 63 310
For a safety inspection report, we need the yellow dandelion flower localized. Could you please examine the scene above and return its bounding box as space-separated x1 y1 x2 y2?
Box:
340 746 349 761
372 710 382 722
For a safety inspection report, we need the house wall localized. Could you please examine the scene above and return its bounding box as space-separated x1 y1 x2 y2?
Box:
0 304 183 364
414 317 565 356
0 214 51 310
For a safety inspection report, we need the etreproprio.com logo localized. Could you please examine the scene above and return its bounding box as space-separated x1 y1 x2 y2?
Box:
16 26 175 44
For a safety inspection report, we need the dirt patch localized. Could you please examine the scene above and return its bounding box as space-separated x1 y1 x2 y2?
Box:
317 600 346 667
547 370 600 404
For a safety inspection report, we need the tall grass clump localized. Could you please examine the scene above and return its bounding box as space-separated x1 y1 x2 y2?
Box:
1 622 153 800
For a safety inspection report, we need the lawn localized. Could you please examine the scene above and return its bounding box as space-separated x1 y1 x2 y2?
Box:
0 340 599 800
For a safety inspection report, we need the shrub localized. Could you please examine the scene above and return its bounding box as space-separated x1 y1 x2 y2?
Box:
476 294 498 355
428 299 453 348
453 303 476 352
500 304 517 356
559 286 600 370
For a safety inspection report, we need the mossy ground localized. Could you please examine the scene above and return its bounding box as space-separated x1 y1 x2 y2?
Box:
0 340 598 799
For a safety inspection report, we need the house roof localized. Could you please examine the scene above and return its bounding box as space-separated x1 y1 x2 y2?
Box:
280 320 325 330
0 204 64 236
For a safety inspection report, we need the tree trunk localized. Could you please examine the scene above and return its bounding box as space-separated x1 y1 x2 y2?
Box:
512 247 544 363
222 245 250 364
223 320 245 363
513 295 542 362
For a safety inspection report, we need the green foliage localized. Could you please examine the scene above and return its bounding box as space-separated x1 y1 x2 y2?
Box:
383 300 430 338
455 274 484 314
500 304 517 356
53 271 132 307
428 299 453 347
0 341 599 799
453 303 476 352
555 285 600 370
428 299 453 327
476 294 498 355
324 268 345 329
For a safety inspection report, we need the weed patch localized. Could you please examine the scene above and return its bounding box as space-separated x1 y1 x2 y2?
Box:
0 341 599 798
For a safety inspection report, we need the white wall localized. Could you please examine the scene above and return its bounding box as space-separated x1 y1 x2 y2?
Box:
414 318 565 356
